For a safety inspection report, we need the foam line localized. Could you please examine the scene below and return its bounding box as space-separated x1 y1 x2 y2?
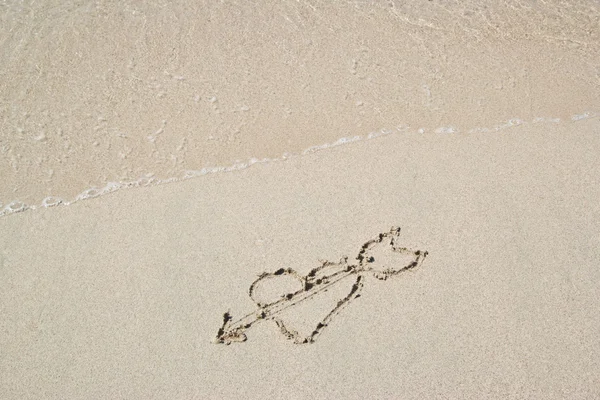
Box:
1 111 597 218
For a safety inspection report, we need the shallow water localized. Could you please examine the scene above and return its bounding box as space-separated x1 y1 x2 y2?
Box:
1 0 599 209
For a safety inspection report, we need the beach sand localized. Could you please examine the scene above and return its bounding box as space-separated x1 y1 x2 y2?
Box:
2 118 600 398
1 1 600 399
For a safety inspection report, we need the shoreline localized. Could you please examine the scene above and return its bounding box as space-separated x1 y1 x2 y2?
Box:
2 1 599 208
2 110 597 218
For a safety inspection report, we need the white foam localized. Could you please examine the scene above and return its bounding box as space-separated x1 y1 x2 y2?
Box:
1 201 28 217
533 117 561 123
42 197 64 208
302 135 361 154
367 128 395 139
469 118 525 133
1 111 597 218
571 111 597 121
495 118 524 131
435 126 457 134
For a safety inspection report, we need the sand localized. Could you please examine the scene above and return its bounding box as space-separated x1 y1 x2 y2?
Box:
2 118 600 398
1 1 600 399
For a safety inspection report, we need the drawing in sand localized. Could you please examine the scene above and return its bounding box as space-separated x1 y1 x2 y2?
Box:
215 227 428 344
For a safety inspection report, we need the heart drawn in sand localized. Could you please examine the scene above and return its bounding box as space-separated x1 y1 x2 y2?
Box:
214 226 428 345
248 262 362 344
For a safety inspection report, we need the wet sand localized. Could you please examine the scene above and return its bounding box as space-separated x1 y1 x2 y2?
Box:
1 1 599 207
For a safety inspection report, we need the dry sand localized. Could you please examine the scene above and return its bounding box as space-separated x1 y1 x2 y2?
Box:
1 1 600 399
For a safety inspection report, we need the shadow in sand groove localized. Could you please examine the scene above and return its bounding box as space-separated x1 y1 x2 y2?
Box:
214 227 428 345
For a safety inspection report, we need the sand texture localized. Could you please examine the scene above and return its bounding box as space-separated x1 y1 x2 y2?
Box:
2 119 600 398
1 1 600 399
1 0 599 208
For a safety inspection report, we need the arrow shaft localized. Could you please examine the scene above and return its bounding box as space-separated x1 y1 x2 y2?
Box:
218 267 362 343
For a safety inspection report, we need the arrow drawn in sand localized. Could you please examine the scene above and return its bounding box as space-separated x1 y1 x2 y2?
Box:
214 227 428 344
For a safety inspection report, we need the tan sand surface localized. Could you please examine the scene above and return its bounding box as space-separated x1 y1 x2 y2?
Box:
2 1 600 398
1 118 599 399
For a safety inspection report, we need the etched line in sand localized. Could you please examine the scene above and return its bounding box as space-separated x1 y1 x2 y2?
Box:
214 227 428 345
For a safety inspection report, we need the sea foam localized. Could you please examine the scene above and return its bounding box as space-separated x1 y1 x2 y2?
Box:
1 111 597 218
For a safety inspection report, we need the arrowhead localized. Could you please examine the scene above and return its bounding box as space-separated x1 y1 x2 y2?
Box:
214 312 248 345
